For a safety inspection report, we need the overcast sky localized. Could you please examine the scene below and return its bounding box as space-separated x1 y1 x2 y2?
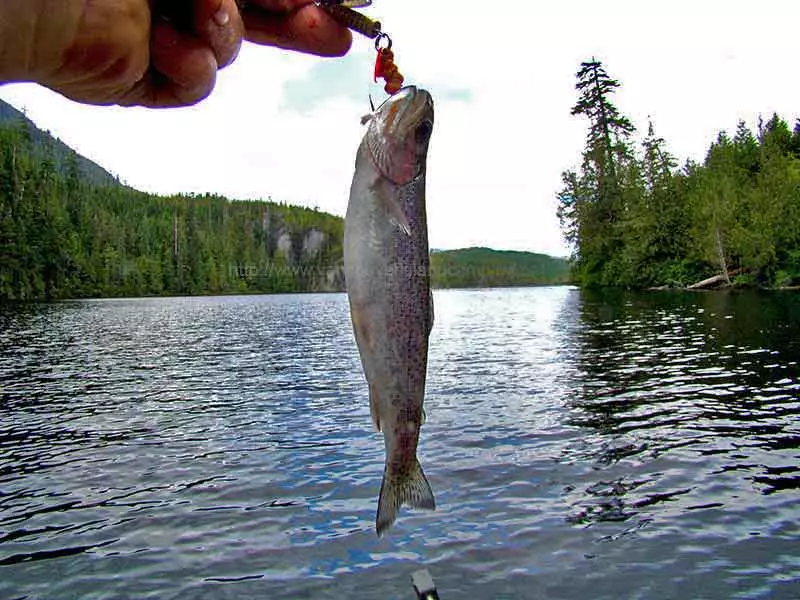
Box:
1 0 799 257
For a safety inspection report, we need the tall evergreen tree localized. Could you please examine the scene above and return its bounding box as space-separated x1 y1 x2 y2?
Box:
559 58 636 286
571 58 636 188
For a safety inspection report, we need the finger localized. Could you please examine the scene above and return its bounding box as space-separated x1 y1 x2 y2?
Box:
242 3 352 57
119 20 217 108
245 0 316 11
191 0 245 69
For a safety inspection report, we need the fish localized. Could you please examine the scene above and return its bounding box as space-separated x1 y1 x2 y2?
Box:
343 86 436 537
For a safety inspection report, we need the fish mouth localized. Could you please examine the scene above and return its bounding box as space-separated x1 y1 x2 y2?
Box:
364 86 434 184
384 85 426 106
374 86 434 139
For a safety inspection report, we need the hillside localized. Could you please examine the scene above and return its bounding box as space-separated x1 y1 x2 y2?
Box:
0 99 122 188
0 103 344 300
431 247 570 288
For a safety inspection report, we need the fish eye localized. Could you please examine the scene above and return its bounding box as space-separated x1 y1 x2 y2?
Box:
415 119 433 141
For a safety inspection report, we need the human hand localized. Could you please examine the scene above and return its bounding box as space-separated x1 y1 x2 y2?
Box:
0 0 352 108
240 0 352 56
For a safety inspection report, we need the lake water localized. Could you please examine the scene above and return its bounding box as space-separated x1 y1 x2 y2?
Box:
1 288 798 599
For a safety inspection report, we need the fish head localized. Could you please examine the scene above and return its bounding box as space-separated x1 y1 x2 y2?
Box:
363 86 434 185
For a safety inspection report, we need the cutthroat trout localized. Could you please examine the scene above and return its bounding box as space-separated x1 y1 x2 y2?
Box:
344 86 435 537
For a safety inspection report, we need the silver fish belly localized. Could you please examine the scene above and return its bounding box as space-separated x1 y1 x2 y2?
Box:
343 86 435 537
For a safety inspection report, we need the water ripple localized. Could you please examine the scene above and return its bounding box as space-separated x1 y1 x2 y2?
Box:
1 289 799 599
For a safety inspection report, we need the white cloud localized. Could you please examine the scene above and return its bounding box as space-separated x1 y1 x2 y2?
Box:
2 0 799 258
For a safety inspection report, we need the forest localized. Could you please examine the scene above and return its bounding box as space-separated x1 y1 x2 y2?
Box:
0 111 345 300
0 102 567 300
557 59 800 289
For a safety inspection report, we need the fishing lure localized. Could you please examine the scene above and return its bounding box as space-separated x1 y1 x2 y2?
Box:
373 37 404 95
317 0 404 95
318 1 382 39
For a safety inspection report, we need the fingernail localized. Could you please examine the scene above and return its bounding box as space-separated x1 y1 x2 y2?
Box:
213 9 230 26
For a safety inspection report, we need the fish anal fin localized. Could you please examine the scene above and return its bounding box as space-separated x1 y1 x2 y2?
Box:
376 459 435 537
427 290 434 336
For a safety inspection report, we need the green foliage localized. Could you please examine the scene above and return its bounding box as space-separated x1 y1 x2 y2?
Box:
430 248 570 288
558 59 800 289
0 120 345 300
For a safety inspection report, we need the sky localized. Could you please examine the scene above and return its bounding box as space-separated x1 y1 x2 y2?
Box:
1 0 799 258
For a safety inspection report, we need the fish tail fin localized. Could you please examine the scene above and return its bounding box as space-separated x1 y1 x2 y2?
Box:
376 459 435 537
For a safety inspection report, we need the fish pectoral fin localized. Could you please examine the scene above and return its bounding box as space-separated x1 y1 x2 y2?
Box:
376 459 435 537
370 177 411 236
387 204 412 236
368 384 381 432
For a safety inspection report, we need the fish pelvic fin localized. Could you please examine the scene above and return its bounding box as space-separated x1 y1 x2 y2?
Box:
368 384 381 432
376 459 435 537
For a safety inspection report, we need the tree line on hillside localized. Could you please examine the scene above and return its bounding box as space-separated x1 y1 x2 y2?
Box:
0 119 344 300
0 115 568 301
430 248 570 288
557 58 800 289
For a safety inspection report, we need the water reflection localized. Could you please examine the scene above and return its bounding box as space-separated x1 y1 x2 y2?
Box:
563 289 800 534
